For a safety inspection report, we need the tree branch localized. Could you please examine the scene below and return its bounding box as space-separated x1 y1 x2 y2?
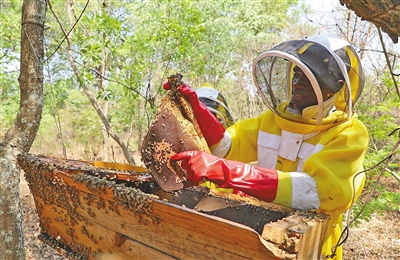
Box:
378 27 400 98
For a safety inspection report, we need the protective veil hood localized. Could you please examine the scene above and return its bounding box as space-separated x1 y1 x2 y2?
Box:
195 84 235 128
252 35 364 125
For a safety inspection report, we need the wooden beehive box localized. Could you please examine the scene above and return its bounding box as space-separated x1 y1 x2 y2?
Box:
18 153 328 260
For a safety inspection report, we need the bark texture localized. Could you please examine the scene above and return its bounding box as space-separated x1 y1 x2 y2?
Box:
340 0 400 43
0 0 46 259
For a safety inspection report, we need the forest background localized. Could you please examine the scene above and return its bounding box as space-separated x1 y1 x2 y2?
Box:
0 0 399 259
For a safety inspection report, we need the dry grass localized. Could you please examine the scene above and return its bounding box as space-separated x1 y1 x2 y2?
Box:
342 175 400 260
343 211 400 259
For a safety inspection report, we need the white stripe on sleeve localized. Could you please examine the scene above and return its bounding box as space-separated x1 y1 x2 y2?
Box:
211 131 232 158
290 171 320 210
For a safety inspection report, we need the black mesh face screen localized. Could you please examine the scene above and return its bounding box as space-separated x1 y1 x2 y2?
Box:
273 41 346 98
254 55 289 109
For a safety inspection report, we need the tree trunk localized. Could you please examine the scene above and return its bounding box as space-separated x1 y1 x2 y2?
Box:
0 0 46 259
340 0 400 43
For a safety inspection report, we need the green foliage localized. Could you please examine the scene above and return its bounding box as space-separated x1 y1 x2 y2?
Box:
351 66 400 226
0 0 22 63
0 0 23 135
44 0 303 158
0 73 20 135
351 188 400 226
32 89 103 159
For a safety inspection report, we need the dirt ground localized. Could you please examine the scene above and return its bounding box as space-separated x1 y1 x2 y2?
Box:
342 210 400 260
21 174 400 260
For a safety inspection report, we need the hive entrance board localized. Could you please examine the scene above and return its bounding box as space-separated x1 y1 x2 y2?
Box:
141 74 210 191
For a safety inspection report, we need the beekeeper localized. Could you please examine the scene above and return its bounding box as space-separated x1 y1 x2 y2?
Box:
163 35 368 259
195 83 235 128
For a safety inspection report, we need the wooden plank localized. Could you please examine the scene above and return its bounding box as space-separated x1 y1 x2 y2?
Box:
45 179 284 259
262 214 328 259
34 197 176 259
83 198 282 259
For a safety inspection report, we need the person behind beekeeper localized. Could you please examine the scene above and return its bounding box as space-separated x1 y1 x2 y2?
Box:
162 35 368 259
195 83 235 128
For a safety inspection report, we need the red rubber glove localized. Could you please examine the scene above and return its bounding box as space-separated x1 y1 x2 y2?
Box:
171 150 279 202
163 82 225 147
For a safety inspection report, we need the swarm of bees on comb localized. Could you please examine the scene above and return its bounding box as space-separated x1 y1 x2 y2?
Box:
141 74 210 192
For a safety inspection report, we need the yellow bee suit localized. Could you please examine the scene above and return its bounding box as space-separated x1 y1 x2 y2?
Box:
212 103 369 259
